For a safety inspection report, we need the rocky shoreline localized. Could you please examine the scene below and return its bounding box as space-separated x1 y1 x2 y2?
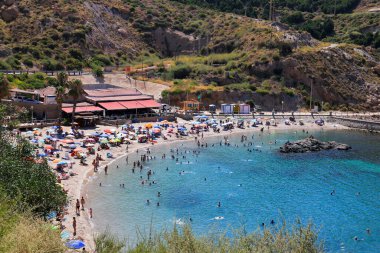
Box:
280 136 351 153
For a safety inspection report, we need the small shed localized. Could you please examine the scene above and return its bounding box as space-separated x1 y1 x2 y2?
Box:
239 104 251 114
209 104 216 113
221 104 233 114
182 100 200 112
232 104 239 114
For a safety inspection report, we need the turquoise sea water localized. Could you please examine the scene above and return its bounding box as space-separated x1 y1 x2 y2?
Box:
86 129 380 252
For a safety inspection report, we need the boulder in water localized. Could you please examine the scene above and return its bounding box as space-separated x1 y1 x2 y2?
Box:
280 136 351 153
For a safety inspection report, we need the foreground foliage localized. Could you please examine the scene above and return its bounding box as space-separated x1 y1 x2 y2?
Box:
0 131 66 216
0 192 65 253
95 221 324 253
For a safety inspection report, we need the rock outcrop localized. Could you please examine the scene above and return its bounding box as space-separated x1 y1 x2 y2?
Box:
0 0 18 22
280 136 351 153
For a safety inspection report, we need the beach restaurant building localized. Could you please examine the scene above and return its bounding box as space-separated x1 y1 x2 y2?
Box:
61 84 161 117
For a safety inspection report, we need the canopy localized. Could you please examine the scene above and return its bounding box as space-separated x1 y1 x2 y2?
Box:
99 102 126 111
119 101 146 109
138 99 161 108
62 106 103 113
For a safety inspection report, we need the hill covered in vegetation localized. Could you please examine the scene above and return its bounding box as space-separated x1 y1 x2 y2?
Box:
0 0 379 110
174 0 380 47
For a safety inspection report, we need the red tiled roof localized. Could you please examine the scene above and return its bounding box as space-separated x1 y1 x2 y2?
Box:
138 99 161 108
119 101 146 109
62 102 92 108
62 106 104 113
99 102 126 110
86 95 152 102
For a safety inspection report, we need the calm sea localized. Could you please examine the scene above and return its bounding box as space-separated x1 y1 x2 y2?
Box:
86 129 380 252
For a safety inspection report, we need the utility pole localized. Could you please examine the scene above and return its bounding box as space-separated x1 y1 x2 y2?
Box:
309 79 313 111
269 0 273 21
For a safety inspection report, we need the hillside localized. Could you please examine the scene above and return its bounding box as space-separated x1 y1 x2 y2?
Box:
174 0 380 48
0 0 379 110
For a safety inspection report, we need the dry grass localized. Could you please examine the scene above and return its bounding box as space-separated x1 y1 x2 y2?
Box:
0 215 65 253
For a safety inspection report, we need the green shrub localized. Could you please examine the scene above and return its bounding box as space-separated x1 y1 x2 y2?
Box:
256 88 270 95
171 65 192 79
0 132 66 216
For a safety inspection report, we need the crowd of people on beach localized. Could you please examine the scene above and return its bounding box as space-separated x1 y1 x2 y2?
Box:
20 116 352 251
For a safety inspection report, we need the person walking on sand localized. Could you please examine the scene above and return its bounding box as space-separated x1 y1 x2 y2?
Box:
105 165 108 175
89 208 93 218
80 197 85 210
75 199 80 215
73 217 77 236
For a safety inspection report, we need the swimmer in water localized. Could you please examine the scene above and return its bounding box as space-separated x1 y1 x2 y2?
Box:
217 202 221 208
270 220 275 225
157 202 160 207
146 200 150 205
99 183 102 187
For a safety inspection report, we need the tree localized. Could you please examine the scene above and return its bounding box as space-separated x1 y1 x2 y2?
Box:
0 132 66 216
0 74 10 100
67 79 85 124
55 72 69 122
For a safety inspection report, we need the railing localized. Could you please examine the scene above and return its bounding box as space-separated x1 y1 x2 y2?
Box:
0 70 88 76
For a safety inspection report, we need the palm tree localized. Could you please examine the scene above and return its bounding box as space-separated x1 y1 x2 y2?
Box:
57 72 68 87
55 72 69 122
67 79 85 124
0 74 10 100
55 85 66 121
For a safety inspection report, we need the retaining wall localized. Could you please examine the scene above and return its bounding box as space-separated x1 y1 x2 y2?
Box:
330 117 380 131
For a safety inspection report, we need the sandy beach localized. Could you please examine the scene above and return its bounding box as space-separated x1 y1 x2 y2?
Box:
35 117 349 252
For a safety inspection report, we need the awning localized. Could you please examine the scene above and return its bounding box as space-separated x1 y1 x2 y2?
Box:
138 99 161 108
99 102 126 110
119 101 146 109
62 106 104 113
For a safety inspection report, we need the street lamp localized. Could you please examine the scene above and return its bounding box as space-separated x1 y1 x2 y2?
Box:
281 100 284 113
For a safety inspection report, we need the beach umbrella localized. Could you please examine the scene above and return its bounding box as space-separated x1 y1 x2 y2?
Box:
44 145 53 150
46 211 57 220
65 135 74 139
57 161 68 165
33 128 40 131
145 123 153 129
60 230 70 240
52 159 60 163
191 121 201 125
86 143 95 147
65 240 85 249
100 139 108 144
100 133 109 138
114 138 121 142
92 132 100 136
31 139 38 143
69 144 77 149
37 153 47 157
61 139 74 144
73 148 83 152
